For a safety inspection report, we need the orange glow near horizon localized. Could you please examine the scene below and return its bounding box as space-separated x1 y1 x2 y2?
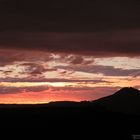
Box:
0 91 90 104
0 78 139 104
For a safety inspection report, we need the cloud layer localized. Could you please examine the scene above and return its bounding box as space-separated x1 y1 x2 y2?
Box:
0 0 139 103
0 0 139 31
0 30 140 56
56 65 140 76
0 0 139 56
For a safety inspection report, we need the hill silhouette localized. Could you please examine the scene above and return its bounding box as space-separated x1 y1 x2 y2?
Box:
93 87 140 115
0 87 140 138
0 87 140 114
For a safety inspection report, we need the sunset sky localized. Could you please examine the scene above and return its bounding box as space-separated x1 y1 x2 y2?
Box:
0 0 139 104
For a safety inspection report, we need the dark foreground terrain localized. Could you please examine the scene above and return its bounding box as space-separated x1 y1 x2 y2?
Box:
0 87 140 139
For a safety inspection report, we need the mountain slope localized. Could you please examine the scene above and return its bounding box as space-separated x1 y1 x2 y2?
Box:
94 87 140 115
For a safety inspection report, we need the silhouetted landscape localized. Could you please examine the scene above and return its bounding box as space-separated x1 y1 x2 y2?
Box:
0 1 139 139
0 87 140 138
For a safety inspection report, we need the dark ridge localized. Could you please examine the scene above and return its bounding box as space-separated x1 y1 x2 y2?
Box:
114 87 140 96
0 87 140 138
94 87 140 115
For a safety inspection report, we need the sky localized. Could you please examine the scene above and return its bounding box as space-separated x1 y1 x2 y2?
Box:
0 0 139 104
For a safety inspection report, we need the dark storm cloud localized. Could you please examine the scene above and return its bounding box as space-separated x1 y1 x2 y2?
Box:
56 65 140 77
0 50 22 66
21 63 47 75
20 63 57 76
0 0 139 31
0 50 53 66
64 55 94 65
69 56 84 65
0 30 140 56
0 0 139 56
